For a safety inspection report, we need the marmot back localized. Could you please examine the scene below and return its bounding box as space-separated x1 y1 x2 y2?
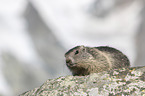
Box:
65 45 130 76
96 46 130 69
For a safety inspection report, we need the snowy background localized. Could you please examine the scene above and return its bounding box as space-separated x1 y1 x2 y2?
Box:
0 0 145 95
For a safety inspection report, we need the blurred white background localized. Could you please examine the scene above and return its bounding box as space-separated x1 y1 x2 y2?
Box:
0 0 144 95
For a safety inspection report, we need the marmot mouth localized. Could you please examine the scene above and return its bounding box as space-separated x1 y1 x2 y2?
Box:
66 63 77 67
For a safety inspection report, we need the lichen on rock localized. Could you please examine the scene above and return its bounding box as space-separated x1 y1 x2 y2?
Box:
20 66 145 96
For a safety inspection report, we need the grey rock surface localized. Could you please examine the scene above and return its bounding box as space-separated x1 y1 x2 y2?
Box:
135 1 145 67
20 66 145 96
24 2 66 77
1 52 51 95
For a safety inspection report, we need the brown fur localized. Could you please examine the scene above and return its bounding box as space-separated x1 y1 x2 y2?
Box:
65 45 130 76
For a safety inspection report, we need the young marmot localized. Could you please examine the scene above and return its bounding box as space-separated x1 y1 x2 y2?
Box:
65 45 130 76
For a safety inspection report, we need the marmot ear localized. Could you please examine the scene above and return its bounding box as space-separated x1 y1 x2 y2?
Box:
80 45 85 49
80 45 86 52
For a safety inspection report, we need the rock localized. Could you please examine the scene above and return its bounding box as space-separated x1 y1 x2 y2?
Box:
135 1 145 67
20 66 145 96
1 51 52 95
24 1 66 77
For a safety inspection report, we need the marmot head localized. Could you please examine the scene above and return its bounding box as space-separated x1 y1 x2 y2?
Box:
65 45 98 70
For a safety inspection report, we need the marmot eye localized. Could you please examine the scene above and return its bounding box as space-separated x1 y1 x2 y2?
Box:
75 50 79 55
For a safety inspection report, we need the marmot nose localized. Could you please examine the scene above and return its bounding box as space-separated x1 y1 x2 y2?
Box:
66 56 74 63
66 58 71 63
65 57 75 67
